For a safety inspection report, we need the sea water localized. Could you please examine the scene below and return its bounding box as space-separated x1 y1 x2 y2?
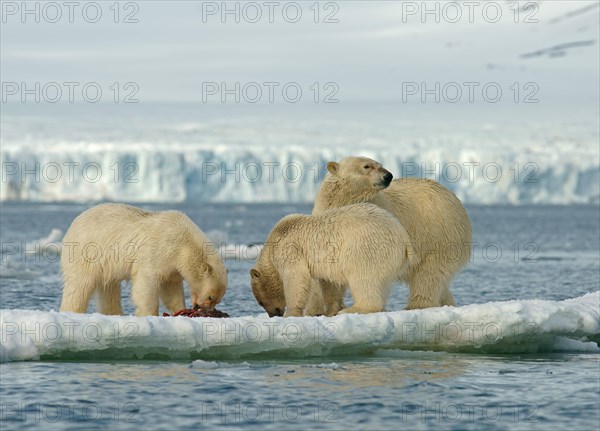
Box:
0 203 599 430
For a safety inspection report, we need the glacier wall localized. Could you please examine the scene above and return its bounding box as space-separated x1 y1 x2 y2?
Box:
2 146 598 205
1 113 598 205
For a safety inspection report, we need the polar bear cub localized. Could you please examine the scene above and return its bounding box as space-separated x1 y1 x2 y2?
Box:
60 203 227 316
250 203 414 316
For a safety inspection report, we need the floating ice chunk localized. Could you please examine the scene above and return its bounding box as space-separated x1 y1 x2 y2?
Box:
218 244 263 261
24 228 63 256
1 292 598 362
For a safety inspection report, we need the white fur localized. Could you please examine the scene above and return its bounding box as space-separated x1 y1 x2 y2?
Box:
59 203 227 316
310 156 472 311
252 203 414 316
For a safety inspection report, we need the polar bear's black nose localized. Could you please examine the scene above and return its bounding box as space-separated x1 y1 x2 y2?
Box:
384 171 393 184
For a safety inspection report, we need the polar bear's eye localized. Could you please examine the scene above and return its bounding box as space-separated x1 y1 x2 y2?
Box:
363 165 370 169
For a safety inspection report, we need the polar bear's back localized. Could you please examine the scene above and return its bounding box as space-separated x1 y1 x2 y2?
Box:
61 203 208 272
315 203 411 265
271 203 412 280
63 203 205 241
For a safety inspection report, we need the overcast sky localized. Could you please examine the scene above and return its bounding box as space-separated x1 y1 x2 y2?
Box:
1 0 598 113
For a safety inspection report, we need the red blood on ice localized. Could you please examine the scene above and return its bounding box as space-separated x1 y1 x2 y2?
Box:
162 307 229 318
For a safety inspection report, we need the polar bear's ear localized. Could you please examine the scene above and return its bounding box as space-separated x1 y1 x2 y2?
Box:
201 263 214 274
327 162 339 175
250 269 261 279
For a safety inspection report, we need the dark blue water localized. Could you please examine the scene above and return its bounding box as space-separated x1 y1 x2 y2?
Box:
1 203 599 430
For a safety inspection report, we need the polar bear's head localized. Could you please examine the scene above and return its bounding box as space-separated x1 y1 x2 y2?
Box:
189 263 228 309
250 267 286 317
313 156 393 214
327 156 393 191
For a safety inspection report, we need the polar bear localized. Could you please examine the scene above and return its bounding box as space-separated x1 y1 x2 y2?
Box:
250 203 414 317
59 203 228 316
310 156 472 311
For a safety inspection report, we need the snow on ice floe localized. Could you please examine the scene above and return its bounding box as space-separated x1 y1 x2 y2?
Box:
1 292 598 362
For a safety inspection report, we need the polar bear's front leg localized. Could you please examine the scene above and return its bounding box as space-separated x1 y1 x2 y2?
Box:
303 280 326 316
97 280 123 315
131 272 160 316
439 284 455 307
159 273 185 313
321 280 346 316
282 268 312 317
